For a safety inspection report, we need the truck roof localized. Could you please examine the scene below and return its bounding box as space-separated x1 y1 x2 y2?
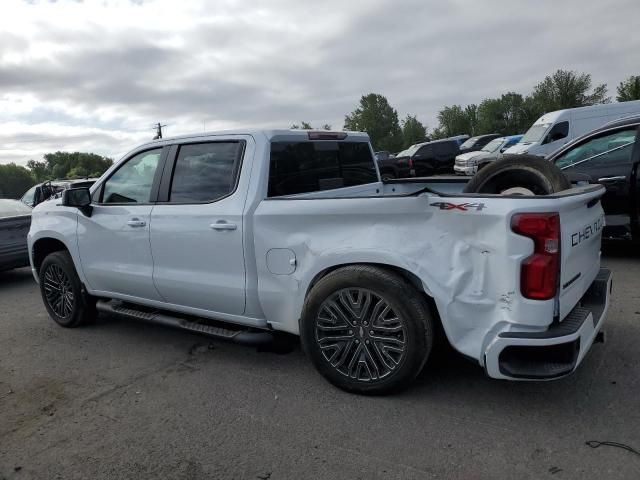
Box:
533 99 640 125
140 129 370 149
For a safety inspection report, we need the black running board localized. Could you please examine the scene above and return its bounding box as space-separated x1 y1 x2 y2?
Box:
95 300 274 346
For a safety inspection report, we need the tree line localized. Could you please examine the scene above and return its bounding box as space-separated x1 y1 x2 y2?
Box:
302 71 640 153
0 152 113 199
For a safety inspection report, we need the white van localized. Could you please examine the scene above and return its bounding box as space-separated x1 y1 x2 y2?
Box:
504 100 640 157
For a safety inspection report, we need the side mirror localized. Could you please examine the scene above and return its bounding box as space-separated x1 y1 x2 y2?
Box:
62 187 92 216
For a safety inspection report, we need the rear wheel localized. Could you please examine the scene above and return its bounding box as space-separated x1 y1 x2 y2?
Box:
463 154 571 195
300 265 433 395
39 251 96 327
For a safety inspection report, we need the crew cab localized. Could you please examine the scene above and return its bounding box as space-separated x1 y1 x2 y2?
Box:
28 129 611 394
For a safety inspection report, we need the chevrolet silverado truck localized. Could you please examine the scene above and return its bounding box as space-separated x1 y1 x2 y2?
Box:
28 129 611 394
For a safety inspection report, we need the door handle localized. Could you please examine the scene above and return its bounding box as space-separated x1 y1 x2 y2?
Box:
127 218 147 227
210 221 237 231
597 176 626 182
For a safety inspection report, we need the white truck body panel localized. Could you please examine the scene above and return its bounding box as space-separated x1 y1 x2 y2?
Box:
28 129 610 381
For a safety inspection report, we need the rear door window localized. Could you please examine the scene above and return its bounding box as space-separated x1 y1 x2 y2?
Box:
268 141 377 197
434 142 454 156
169 142 243 203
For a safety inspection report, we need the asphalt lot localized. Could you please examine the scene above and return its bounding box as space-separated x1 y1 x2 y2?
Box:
1 253 639 480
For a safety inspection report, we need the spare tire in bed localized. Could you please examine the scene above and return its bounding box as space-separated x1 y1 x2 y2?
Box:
463 154 571 195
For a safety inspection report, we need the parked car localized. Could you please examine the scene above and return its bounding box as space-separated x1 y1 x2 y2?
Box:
21 178 98 208
549 115 640 243
454 135 523 176
28 129 610 394
377 138 461 179
458 134 501 154
0 199 31 271
504 100 640 158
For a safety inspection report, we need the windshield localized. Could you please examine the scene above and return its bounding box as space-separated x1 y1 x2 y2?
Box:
402 143 422 157
481 138 504 153
521 123 552 143
459 136 480 149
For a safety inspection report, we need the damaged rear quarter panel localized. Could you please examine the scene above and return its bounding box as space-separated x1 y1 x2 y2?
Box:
252 194 555 363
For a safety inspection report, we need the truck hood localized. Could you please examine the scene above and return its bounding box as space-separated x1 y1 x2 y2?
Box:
503 142 533 155
455 151 484 162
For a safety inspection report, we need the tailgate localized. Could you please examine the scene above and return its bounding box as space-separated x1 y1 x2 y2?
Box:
557 187 605 320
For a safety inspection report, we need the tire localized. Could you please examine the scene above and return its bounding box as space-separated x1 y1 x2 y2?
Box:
463 154 571 195
300 265 434 395
39 251 96 328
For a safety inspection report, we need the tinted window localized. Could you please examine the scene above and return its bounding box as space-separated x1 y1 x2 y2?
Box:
0 199 32 218
268 141 377 197
545 121 569 143
102 149 161 203
434 141 455 155
555 129 636 170
416 145 432 157
169 142 242 203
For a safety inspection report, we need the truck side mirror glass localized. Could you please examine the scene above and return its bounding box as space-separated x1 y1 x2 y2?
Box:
63 187 91 207
62 187 93 216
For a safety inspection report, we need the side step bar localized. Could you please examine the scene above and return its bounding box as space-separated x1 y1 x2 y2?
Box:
96 300 274 346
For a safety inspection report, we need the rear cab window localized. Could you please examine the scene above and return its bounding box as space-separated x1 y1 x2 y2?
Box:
268 141 378 197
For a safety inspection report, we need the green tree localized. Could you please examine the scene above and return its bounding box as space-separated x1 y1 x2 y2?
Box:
401 115 428 148
26 152 113 182
616 75 640 102
436 104 476 137
0 163 35 199
344 93 403 152
530 69 609 112
476 92 535 135
291 121 313 129
291 122 331 130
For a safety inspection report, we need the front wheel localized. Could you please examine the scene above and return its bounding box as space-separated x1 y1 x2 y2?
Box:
300 265 434 395
39 251 96 328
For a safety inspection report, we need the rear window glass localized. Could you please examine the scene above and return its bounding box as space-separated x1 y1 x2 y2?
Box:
268 141 377 197
0 199 32 218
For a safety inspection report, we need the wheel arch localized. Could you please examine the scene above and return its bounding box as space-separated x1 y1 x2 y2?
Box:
301 262 446 344
32 237 71 273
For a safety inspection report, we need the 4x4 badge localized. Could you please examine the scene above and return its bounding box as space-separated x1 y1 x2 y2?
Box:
430 202 485 211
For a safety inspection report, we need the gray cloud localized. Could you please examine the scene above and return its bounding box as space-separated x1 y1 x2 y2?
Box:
1 0 639 165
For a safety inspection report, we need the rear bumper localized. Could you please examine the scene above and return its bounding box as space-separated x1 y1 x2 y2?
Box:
484 268 611 380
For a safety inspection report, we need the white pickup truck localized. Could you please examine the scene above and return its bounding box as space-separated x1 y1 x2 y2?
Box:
28 130 611 394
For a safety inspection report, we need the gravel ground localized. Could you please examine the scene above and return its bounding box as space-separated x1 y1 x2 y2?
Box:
1 253 639 479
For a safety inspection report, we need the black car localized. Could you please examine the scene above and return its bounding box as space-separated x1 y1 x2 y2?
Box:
549 115 640 243
20 178 97 208
377 138 461 179
458 134 502 154
0 199 32 272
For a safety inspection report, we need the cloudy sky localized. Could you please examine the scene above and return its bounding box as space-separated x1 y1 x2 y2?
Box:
1 0 638 165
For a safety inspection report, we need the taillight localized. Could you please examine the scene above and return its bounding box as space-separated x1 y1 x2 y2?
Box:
307 131 348 140
408 157 414 169
511 213 560 300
